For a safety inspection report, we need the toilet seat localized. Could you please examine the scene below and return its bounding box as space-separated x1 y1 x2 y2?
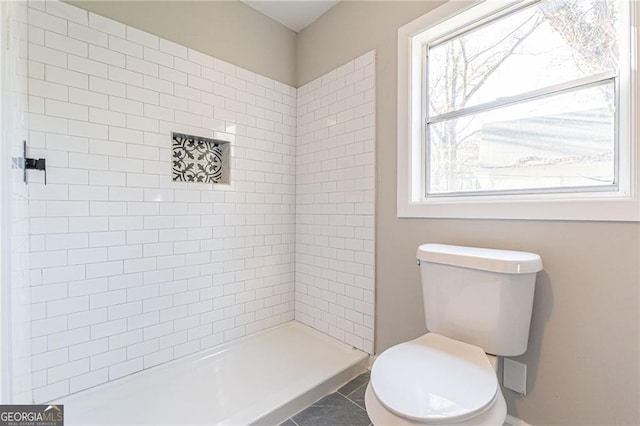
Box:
370 333 498 424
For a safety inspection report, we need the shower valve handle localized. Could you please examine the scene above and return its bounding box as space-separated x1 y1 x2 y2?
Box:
25 157 47 184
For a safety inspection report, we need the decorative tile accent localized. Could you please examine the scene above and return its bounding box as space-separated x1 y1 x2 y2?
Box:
172 132 230 184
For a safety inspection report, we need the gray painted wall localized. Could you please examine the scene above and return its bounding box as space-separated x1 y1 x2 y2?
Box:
65 1 297 86
297 2 640 425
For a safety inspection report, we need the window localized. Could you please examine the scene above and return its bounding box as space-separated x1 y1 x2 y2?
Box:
397 0 639 221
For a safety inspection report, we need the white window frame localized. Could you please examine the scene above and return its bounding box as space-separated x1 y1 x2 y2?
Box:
397 0 640 221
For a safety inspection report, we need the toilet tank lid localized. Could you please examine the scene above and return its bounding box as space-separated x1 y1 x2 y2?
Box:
417 243 543 274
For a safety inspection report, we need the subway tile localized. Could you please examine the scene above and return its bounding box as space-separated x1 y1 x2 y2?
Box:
127 311 159 330
144 48 173 68
30 217 69 235
45 99 88 121
86 260 124 279
143 347 173 368
46 232 88 250
143 75 172 95
69 88 108 109
174 57 200 77
88 169 125 188
108 329 142 350
48 327 91 351
29 60 46 79
126 230 158 244
70 368 108 393
89 231 126 247
126 56 158 77
47 296 89 317
33 381 69 404
68 55 108 78
29 113 68 134
108 65 143 87
174 83 201 101
88 12 125 38
90 201 127 217
109 216 143 231
91 319 127 340
109 35 143 58
109 301 142 320
46 65 88 90
68 22 108 47
46 1 88 25
124 257 157 274
29 43 67 68
89 107 126 127
68 151 109 169
30 282 68 303
126 27 158 49
47 201 89 217
32 348 68 371
91 348 126 370
89 44 125 68
109 358 143 380
126 114 158 132
126 85 158 104
67 247 108 265
109 96 143 116
46 31 88 57
68 277 108 297
48 358 90 383
159 38 187 59
29 8 67 35
32 316 67 339
89 75 126 97
89 289 126 308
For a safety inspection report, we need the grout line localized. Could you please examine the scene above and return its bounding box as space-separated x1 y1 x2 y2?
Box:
290 417 301 426
346 381 368 399
341 373 370 397
341 391 368 412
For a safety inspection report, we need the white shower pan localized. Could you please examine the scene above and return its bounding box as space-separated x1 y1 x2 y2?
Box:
59 321 369 425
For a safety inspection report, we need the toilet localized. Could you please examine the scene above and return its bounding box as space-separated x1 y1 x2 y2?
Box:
366 243 543 425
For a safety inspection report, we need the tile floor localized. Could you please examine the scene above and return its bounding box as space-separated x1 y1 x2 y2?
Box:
280 371 372 426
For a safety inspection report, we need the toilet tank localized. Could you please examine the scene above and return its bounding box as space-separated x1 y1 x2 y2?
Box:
417 244 543 356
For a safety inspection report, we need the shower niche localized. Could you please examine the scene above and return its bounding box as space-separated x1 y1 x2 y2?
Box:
172 132 230 184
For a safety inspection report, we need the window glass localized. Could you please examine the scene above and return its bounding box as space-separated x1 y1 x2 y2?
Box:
425 0 621 196
428 81 615 194
428 0 620 117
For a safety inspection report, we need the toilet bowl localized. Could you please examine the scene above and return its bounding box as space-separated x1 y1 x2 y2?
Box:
365 333 506 426
364 244 542 426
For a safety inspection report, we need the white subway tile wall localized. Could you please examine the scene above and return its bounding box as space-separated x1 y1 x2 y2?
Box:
5 0 33 403
295 52 376 354
27 0 297 402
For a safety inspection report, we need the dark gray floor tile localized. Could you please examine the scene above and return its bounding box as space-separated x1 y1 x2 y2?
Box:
292 393 371 426
337 371 370 396
279 419 298 426
346 382 367 410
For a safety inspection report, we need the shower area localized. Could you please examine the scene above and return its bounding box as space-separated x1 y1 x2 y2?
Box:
0 1 376 424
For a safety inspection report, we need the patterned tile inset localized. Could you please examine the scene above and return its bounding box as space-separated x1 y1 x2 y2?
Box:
172 132 230 184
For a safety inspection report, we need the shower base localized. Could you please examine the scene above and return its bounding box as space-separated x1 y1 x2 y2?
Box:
59 321 369 425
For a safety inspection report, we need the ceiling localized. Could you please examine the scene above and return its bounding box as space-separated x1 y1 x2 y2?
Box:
241 1 340 32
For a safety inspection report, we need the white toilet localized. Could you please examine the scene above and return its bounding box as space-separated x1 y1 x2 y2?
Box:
366 243 543 425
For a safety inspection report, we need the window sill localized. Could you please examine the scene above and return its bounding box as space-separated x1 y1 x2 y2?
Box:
398 196 640 221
